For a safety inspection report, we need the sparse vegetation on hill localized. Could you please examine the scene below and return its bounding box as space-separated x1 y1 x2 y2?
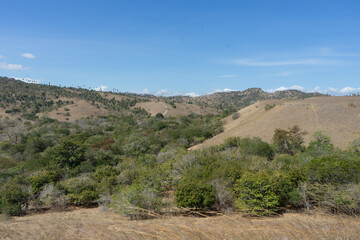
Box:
165 88 323 116
0 77 148 119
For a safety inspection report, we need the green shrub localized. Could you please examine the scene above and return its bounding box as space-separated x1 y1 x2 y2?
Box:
93 165 119 194
29 170 62 195
307 155 360 184
307 131 334 156
240 138 274 160
264 104 275 111
272 170 306 206
175 182 215 209
61 176 98 205
0 156 16 170
50 140 86 168
0 180 29 215
234 172 279 215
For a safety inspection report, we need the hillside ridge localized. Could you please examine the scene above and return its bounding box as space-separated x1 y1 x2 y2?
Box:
190 96 360 149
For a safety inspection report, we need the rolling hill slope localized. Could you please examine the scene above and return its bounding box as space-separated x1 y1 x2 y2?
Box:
190 96 360 149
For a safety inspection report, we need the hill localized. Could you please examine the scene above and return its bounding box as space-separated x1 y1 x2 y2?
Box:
1 76 359 221
0 77 323 121
164 88 324 115
190 96 360 150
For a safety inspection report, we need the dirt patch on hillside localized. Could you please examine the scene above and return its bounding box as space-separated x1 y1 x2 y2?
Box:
134 101 218 117
191 96 360 150
0 208 359 239
42 99 108 121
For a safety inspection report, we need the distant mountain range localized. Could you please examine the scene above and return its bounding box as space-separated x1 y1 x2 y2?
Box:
0 76 324 120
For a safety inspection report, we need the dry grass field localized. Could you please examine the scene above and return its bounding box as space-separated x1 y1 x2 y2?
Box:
1 208 360 239
191 96 360 150
44 99 109 121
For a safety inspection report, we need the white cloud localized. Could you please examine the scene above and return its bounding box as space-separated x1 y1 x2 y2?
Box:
94 85 109 91
266 85 305 93
266 85 360 95
290 85 305 91
223 58 342 66
218 74 236 78
14 77 40 84
211 88 235 94
0 54 6 59
266 86 289 92
142 88 149 94
0 62 27 70
340 87 360 93
21 53 36 59
155 89 182 96
184 92 200 97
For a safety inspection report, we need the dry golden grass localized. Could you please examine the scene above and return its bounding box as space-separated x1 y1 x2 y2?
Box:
191 96 360 150
1 208 359 239
43 99 108 121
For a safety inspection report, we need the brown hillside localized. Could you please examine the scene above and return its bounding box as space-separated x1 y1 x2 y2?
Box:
134 101 218 116
191 96 360 150
42 99 108 121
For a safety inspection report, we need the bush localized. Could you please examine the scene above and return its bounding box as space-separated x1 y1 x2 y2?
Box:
29 170 62 195
50 140 86 168
0 180 29 215
61 176 98 205
211 179 236 212
272 170 306 206
223 137 274 160
264 104 275 111
111 184 162 218
272 125 307 155
239 137 274 160
307 131 334 156
232 112 240 120
175 182 215 209
93 165 119 195
234 172 279 215
307 155 360 184
39 184 68 210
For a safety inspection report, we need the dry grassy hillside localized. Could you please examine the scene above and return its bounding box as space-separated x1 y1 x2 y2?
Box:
42 99 109 121
134 101 218 117
1 208 359 240
191 96 360 150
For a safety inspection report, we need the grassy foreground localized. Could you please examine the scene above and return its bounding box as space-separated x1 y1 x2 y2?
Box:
1 208 359 240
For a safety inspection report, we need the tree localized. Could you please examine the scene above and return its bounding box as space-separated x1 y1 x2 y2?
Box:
307 131 334 156
50 140 86 168
272 125 306 155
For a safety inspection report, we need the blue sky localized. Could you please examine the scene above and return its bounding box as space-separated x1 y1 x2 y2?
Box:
1 0 360 96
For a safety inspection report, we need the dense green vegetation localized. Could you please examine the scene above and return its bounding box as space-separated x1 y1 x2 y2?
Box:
0 78 358 218
1 103 359 218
